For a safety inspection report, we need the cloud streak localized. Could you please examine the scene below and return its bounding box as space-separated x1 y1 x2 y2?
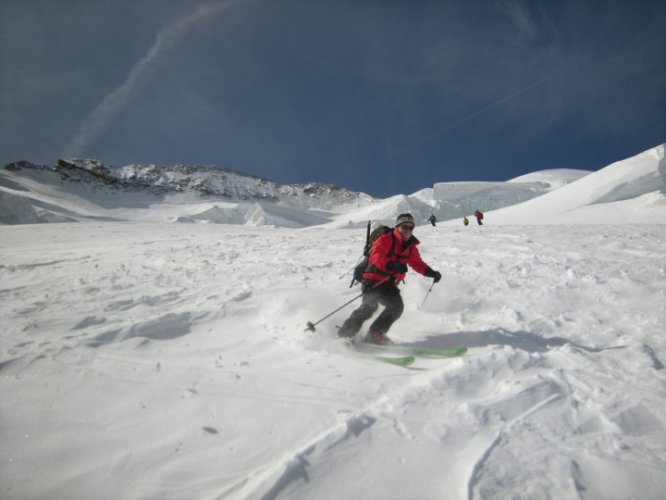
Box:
496 0 537 36
65 2 232 157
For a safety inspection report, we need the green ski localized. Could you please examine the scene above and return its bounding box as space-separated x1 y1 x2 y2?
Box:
407 346 468 357
343 339 416 367
359 345 468 362
374 355 416 366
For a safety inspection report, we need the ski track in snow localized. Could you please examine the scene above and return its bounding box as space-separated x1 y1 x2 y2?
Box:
1 222 666 499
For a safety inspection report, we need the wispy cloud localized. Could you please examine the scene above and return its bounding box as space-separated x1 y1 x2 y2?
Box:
496 0 537 36
64 2 233 157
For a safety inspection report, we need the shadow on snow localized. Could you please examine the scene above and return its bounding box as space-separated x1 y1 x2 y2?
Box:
405 328 627 354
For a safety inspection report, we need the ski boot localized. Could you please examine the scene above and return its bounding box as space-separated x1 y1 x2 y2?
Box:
364 330 392 345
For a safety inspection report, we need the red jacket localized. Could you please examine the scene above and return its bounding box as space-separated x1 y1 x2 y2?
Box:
363 228 429 283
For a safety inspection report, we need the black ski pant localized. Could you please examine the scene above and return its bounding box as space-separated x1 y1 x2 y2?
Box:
339 280 403 336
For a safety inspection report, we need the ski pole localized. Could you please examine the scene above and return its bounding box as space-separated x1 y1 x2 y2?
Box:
338 265 355 280
305 292 363 332
341 221 372 283
421 280 436 307
305 276 391 332
339 254 363 281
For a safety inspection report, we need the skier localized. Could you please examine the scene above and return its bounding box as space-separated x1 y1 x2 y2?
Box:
474 209 484 225
463 216 469 226
337 213 442 345
428 214 437 227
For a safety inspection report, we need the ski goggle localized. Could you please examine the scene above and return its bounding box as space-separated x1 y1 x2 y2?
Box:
398 224 414 231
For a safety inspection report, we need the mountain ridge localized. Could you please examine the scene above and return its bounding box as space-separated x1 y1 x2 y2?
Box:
2 144 665 226
4 158 370 206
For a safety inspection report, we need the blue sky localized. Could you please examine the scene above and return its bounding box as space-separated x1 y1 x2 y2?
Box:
1 0 664 197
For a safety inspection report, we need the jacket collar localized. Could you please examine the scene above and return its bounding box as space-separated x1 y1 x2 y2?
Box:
393 227 420 246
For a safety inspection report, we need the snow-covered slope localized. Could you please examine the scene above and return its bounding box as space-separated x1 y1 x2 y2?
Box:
429 168 591 221
477 144 666 225
1 145 665 228
508 168 593 187
5 159 371 207
332 145 664 227
1 221 665 500
0 159 373 226
2 145 666 500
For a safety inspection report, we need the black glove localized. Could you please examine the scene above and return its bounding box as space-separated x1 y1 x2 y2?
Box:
425 267 442 283
386 261 408 274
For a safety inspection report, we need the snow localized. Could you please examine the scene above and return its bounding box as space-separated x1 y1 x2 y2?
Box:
508 168 592 187
481 145 666 225
1 145 666 499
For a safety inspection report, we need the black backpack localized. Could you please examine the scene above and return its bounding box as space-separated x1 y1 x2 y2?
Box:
350 222 392 286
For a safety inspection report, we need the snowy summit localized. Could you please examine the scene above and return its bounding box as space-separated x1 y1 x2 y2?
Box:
1 145 665 499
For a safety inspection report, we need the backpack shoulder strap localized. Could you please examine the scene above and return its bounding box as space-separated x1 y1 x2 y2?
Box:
385 230 397 258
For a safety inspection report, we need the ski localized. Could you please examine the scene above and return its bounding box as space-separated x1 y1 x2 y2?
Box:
358 344 468 360
406 346 468 357
373 355 416 366
332 336 466 367
339 338 416 367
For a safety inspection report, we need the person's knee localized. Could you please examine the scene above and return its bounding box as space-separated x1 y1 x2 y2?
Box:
356 301 378 318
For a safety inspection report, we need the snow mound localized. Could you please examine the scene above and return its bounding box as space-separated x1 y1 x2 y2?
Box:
0 190 77 224
176 201 331 228
432 181 548 219
484 144 666 225
508 168 591 187
321 194 437 229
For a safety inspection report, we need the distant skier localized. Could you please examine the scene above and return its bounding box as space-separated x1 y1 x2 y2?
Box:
428 214 437 227
463 216 469 226
337 213 441 345
474 209 484 225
